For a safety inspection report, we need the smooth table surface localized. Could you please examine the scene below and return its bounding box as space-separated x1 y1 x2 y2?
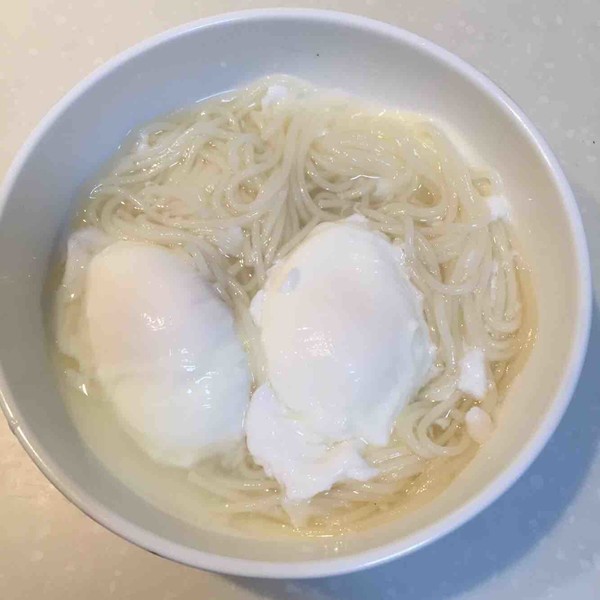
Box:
1 1 599 598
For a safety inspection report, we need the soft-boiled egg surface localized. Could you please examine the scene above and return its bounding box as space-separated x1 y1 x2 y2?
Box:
246 218 435 500
60 232 250 469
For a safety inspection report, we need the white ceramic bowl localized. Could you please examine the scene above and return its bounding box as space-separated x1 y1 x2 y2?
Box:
0 9 591 578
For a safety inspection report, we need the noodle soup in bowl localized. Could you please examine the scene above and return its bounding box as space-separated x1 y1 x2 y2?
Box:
0 10 591 577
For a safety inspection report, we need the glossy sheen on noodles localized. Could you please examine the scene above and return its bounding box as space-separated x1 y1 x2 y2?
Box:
58 75 533 534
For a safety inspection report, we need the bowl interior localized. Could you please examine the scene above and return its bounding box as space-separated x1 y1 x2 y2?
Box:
0 11 589 576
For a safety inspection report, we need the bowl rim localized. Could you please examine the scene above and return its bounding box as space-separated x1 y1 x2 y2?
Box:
0 8 592 579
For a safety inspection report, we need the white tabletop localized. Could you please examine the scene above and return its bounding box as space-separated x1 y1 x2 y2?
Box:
1 1 599 598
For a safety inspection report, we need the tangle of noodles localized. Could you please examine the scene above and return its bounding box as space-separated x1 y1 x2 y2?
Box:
54 75 534 535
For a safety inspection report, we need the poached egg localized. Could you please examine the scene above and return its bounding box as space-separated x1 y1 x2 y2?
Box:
246 218 435 501
60 232 250 468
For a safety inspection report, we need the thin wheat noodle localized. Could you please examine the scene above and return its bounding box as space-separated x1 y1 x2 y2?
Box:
55 75 532 535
